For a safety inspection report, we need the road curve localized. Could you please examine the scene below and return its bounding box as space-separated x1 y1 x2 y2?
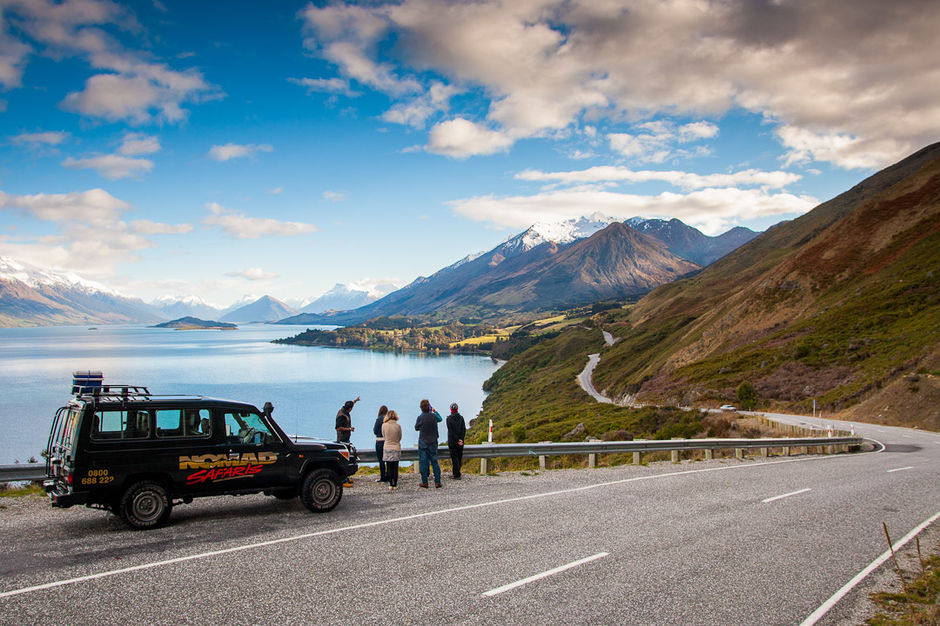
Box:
0 415 937 625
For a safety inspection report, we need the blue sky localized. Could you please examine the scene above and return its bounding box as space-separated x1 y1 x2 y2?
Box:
1 0 937 307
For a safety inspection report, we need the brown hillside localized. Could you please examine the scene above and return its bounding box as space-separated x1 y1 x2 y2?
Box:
593 142 940 420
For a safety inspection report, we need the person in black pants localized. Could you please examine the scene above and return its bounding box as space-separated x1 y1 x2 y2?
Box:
373 405 388 482
446 403 466 479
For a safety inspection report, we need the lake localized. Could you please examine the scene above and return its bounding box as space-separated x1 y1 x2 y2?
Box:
0 324 502 464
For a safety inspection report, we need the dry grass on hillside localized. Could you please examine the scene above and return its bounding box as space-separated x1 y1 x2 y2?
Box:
835 346 940 432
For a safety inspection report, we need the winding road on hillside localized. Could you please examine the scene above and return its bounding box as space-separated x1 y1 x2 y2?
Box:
577 329 619 404
0 412 937 624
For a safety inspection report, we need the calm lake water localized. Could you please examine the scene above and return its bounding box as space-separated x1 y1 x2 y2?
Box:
0 324 502 464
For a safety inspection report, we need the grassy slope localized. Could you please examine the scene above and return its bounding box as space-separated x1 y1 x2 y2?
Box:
469 323 709 443
475 143 940 436
590 144 940 423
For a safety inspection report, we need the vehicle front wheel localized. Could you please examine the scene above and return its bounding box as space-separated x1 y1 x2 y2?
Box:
300 469 342 513
120 481 172 530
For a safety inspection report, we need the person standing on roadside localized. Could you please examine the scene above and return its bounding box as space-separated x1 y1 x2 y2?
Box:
446 403 466 479
382 410 402 490
335 397 359 487
335 397 359 443
414 399 443 488
373 405 389 482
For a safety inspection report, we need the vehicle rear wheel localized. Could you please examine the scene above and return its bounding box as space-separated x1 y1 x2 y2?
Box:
120 481 172 529
300 469 342 513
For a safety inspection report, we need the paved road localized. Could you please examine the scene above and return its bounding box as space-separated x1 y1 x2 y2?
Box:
0 416 937 625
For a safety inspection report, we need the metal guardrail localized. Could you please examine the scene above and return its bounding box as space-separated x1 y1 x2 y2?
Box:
1 436 863 484
356 435 863 463
0 464 45 483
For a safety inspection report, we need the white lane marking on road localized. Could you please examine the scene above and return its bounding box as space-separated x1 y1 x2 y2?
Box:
886 466 914 473
0 452 878 600
761 488 811 503
800 510 940 626
482 552 609 597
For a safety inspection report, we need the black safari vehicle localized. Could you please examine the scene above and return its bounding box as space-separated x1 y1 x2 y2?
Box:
43 375 358 529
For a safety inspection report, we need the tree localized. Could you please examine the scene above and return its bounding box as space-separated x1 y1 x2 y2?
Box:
736 381 758 410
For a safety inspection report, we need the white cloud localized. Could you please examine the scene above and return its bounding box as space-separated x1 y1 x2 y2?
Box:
426 118 515 158
517 166 801 190
269 186 284 195
225 267 278 281
3 0 215 123
62 154 154 179
0 188 129 224
208 143 274 162
449 186 818 235
130 220 193 235
608 120 718 163
202 202 318 239
0 187 180 276
289 76 359 97
119 133 160 155
322 190 346 202
12 131 69 146
297 0 940 169
299 4 421 95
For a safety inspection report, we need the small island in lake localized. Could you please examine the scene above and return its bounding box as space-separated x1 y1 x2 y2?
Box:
153 316 237 330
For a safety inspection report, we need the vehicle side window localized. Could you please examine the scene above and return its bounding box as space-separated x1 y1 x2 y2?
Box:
224 411 275 446
156 409 211 439
90 409 150 441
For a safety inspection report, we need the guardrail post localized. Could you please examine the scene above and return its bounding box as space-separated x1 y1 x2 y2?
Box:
735 448 744 460
587 437 600 468
633 451 641 465
782 446 790 456
705 449 714 460
671 450 679 463
480 457 489 474
539 440 552 470
761 447 769 457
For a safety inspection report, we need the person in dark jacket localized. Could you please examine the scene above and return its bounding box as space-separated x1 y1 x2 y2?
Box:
373 405 388 482
446 402 466 479
414 398 443 488
335 396 359 487
335 397 359 443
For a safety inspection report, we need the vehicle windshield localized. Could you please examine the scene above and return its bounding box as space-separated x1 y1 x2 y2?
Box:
224 411 278 445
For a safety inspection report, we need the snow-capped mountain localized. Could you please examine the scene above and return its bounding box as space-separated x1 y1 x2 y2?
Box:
151 295 223 320
281 213 759 325
499 212 618 257
0 256 119 296
300 281 400 314
220 295 297 323
0 255 165 327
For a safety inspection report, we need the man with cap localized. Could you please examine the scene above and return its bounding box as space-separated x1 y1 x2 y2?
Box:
446 402 466 479
335 396 359 487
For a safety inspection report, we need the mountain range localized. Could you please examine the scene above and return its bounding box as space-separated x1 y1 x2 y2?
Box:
279 215 756 325
0 256 164 327
0 216 756 327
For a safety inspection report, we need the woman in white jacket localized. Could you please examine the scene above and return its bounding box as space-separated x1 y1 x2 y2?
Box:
381 410 403 490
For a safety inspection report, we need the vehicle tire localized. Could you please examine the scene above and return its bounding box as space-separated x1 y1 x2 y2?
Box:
300 469 343 513
120 481 172 529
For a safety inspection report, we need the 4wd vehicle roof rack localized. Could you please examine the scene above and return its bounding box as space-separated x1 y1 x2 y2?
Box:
73 384 152 399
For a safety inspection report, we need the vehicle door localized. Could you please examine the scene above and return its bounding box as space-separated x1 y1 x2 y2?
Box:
202 409 288 492
82 405 154 502
153 407 220 495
